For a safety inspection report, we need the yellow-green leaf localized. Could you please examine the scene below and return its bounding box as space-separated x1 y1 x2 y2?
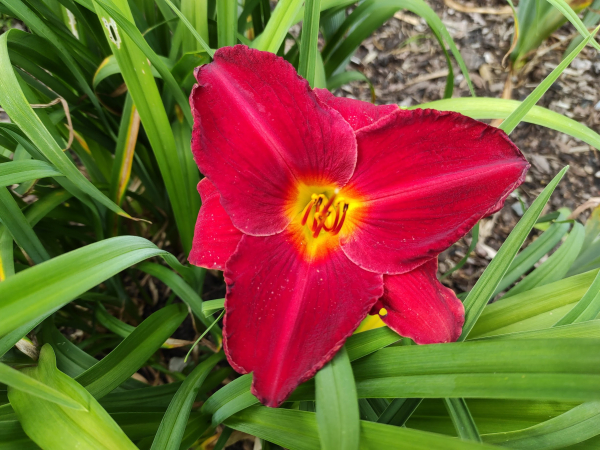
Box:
8 345 138 450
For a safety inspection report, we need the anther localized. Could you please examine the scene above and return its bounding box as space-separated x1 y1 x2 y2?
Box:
315 197 323 211
312 193 338 238
332 203 348 235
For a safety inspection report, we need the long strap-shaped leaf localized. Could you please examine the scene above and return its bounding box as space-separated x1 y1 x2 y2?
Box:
137 262 220 340
217 0 237 47
545 0 600 52
225 406 499 450
377 398 422 426
202 328 400 426
91 0 195 126
8 345 139 450
161 0 213 56
350 339 600 402
0 223 13 282
92 0 198 252
416 97 600 151
503 222 584 298
252 0 303 53
469 269 600 338
459 167 568 340
0 190 72 357
179 0 209 53
499 27 599 135
315 347 360 450
493 212 571 296
0 188 71 281
0 236 169 336
109 94 139 206
150 352 224 450
476 321 600 341
444 398 482 442
564 0 600 55
554 269 600 326
0 30 129 218
0 160 62 187
75 303 188 398
0 0 110 133
0 187 49 264
0 362 86 411
483 400 600 448
298 0 321 87
209 339 600 406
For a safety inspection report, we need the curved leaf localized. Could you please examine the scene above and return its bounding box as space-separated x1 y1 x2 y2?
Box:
75 303 188 398
460 168 568 340
484 401 600 449
0 362 86 411
415 98 600 151
150 352 223 450
470 269 599 338
225 406 499 450
315 347 360 450
0 186 49 264
0 236 168 336
503 222 585 298
0 160 62 187
8 345 138 450
0 30 129 218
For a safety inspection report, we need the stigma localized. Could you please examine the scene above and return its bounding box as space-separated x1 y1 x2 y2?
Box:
300 190 348 238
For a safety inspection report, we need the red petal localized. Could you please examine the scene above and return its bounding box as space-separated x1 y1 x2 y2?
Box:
377 259 464 344
223 228 383 407
314 88 398 131
189 178 243 270
341 109 529 274
190 45 357 236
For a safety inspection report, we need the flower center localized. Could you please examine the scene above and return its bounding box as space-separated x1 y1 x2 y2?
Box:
299 190 348 238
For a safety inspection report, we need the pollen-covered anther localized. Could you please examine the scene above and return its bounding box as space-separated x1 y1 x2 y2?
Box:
300 192 348 239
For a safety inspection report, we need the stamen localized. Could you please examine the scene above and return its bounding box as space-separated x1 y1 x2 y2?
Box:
332 203 348 235
314 196 324 211
312 193 338 238
311 213 320 232
300 200 314 226
300 190 349 239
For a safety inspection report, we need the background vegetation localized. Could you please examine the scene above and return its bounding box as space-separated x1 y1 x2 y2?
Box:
1 0 600 448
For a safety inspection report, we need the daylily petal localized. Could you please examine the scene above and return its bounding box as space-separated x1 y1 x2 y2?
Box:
223 228 383 407
314 88 398 131
190 45 357 236
189 178 243 270
340 108 529 274
374 259 464 344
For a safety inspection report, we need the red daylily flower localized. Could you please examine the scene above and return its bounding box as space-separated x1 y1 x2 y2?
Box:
189 45 529 407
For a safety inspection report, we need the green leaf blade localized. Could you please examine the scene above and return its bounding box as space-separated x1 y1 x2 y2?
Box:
460 167 568 341
0 236 167 336
315 347 360 450
8 345 138 450
75 303 188 398
150 352 223 450
0 362 86 411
